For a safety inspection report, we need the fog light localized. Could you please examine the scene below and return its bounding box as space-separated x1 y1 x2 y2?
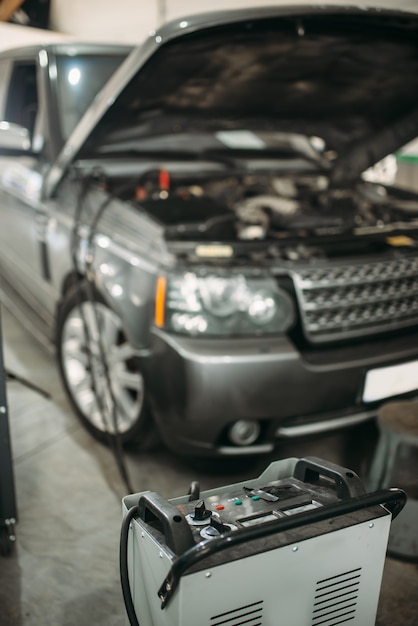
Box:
228 420 261 446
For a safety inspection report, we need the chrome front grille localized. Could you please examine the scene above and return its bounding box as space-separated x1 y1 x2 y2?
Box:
291 254 418 343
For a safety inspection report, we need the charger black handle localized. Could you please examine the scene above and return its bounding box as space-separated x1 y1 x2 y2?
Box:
294 456 366 499
138 492 195 555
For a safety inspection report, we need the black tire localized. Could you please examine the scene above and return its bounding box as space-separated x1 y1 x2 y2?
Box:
57 282 155 448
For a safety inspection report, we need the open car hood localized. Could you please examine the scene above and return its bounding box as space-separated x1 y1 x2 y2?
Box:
46 3 418 195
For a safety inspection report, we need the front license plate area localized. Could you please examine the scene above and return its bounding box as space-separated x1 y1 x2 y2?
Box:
363 360 418 403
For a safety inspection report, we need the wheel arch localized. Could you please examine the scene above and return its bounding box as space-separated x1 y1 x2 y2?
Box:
55 267 155 351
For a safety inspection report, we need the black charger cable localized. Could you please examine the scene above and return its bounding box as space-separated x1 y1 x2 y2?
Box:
6 371 50 399
70 170 135 495
119 478 201 626
120 504 141 626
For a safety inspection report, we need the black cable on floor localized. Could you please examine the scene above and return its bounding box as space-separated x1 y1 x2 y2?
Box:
5 370 51 399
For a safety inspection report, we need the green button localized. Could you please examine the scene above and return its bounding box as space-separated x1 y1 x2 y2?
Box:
251 495 260 501
234 499 242 505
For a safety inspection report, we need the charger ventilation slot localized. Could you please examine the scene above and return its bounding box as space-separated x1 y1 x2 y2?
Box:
210 600 264 626
311 567 362 625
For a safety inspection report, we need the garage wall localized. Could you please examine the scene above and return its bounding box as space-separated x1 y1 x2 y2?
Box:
48 0 279 44
0 0 416 49
163 0 277 23
48 0 418 45
49 0 159 45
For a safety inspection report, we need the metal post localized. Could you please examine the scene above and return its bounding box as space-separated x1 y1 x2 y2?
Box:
0 308 17 556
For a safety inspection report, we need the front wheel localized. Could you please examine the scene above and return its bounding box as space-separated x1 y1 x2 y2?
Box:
57 283 154 447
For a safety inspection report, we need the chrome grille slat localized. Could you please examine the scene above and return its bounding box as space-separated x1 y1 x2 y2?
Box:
292 255 418 343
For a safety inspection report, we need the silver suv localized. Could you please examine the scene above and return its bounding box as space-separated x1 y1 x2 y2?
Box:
1 5 418 457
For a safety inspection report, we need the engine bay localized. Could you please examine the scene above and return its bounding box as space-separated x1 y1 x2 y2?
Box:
126 165 418 255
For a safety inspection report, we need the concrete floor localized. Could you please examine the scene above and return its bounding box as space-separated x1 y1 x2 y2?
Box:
0 305 417 625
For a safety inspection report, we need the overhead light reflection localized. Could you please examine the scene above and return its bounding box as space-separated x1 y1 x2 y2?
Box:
68 67 81 86
111 284 124 298
96 236 110 248
99 263 116 277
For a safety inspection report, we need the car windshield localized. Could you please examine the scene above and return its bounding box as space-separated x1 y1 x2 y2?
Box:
55 54 127 141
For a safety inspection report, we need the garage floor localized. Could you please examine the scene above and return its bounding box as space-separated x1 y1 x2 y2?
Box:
0 305 417 626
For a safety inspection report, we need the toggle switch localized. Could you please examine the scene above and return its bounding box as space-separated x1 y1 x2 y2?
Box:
209 513 229 534
245 488 279 502
193 500 211 522
186 500 212 526
200 513 236 541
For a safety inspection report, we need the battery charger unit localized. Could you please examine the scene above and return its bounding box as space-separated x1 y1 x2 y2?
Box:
120 456 406 626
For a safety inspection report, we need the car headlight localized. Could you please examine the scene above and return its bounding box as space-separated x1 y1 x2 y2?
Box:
155 271 295 336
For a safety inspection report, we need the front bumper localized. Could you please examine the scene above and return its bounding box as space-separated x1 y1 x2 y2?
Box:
142 328 418 456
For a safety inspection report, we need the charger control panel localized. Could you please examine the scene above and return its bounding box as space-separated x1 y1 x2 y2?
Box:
177 478 329 542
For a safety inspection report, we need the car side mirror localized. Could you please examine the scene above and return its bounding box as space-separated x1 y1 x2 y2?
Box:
0 121 33 154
